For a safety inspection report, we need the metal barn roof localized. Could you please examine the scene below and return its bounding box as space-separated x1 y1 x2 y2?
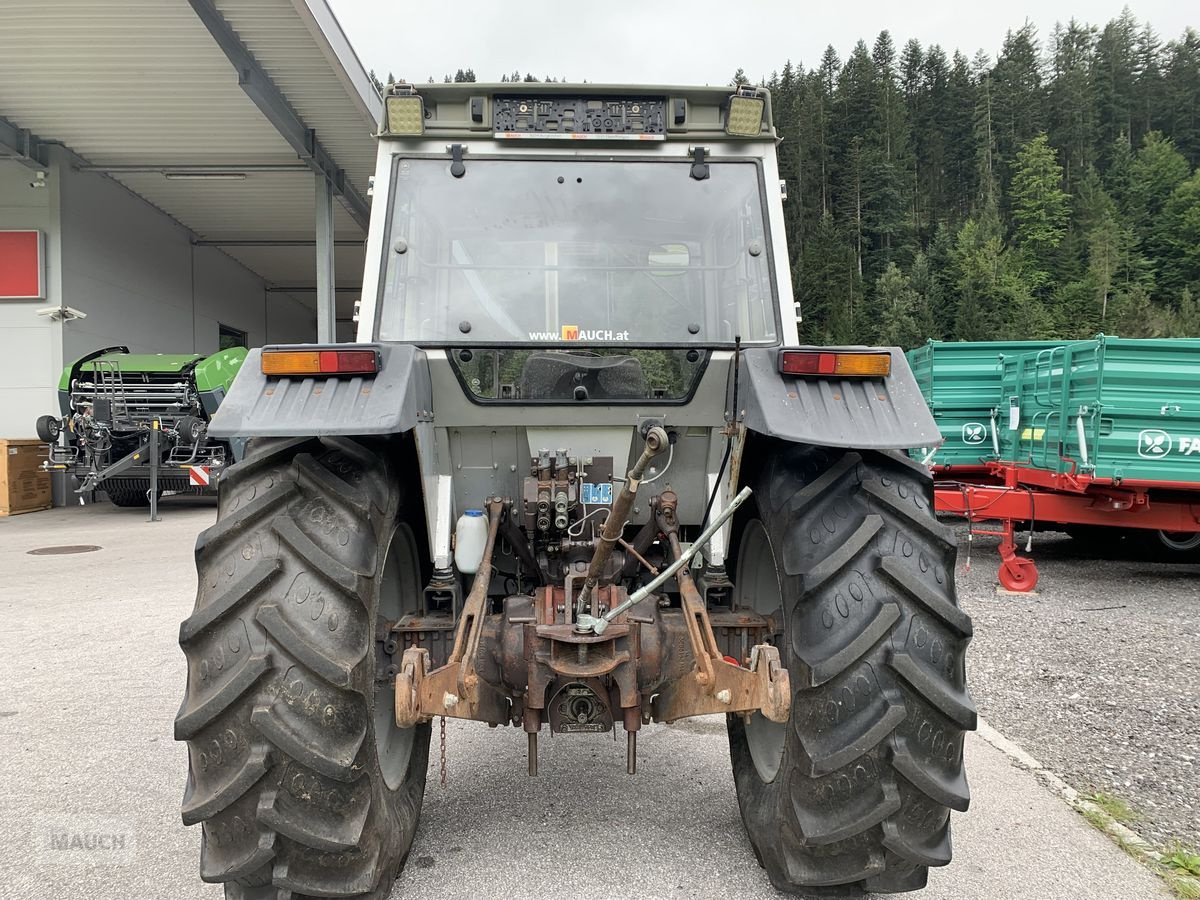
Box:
0 0 381 323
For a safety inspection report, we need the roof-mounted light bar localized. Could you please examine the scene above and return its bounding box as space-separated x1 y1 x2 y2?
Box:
779 350 892 378
261 347 379 377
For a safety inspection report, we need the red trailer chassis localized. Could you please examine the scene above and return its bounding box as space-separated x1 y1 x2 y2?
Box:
932 462 1200 591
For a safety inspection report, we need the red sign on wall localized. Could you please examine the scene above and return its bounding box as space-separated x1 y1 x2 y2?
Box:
0 230 45 299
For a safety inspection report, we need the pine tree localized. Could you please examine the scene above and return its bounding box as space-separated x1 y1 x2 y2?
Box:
1046 19 1097 191
875 262 923 348
1092 9 1138 168
1157 171 1200 296
796 215 857 342
992 23 1045 192
1009 134 1071 286
1161 28 1200 165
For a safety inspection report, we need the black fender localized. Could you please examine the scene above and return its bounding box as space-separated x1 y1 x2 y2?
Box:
737 346 941 450
206 343 432 440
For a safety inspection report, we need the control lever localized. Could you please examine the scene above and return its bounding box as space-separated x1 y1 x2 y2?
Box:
579 485 752 635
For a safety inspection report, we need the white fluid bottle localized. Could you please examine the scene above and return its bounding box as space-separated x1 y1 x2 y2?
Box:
454 509 488 574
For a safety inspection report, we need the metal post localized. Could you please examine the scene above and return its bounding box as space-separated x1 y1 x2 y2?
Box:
148 422 161 522
315 173 337 343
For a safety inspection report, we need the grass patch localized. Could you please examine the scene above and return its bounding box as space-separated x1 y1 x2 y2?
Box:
1167 872 1200 900
1074 789 1200 898
1081 806 1112 832
1083 790 1138 824
1164 846 1200 878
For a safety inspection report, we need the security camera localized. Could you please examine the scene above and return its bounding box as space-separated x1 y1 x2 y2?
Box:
35 305 87 321
29 170 47 189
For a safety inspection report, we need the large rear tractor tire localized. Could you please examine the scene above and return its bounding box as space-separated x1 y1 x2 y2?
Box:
175 436 430 899
728 445 976 895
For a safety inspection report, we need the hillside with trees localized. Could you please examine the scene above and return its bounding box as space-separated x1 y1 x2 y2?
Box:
748 11 1200 344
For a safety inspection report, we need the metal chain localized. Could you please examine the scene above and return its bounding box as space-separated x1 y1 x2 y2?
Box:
439 716 447 787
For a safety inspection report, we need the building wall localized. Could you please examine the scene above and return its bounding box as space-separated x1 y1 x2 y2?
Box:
0 158 62 439
59 159 195 361
191 247 315 352
0 153 315 438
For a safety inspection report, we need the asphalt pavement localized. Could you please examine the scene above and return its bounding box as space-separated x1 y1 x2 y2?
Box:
0 501 1171 899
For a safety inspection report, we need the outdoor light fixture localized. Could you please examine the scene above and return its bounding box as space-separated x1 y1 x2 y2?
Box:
163 172 248 181
384 92 425 135
726 90 766 137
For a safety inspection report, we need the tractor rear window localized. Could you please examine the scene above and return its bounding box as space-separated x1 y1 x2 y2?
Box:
448 347 707 403
376 157 778 347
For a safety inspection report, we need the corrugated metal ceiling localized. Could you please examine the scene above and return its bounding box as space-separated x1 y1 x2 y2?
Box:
0 0 378 287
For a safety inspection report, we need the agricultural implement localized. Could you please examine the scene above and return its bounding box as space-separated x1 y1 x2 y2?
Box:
175 83 976 898
912 336 1200 590
36 346 245 513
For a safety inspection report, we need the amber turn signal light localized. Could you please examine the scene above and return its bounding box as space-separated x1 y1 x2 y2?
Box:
261 348 379 377
779 350 892 378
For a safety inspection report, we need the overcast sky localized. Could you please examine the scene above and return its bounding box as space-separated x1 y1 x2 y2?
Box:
329 1 1194 86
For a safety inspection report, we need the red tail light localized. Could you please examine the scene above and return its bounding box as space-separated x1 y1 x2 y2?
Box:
261 348 379 377
779 350 891 378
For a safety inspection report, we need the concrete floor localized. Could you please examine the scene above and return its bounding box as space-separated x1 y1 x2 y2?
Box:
0 501 1170 899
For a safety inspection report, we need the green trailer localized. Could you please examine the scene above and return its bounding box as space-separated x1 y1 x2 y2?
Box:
998 335 1200 484
928 335 1200 587
907 340 1063 469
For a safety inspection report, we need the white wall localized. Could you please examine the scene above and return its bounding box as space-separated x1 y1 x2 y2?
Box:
191 248 316 351
0 157 62 438
268 291 321 345
59 160 194 361
0 153 316 439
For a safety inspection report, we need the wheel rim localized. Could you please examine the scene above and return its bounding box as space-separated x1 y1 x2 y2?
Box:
374 522 419 790
1157 530 1200 552
735 519 787 783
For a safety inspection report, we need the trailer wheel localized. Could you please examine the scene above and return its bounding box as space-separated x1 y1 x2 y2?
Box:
1127 528 1200 562
728 444 975 895
35 414 61 443
175 436 430 899
177 415 207 444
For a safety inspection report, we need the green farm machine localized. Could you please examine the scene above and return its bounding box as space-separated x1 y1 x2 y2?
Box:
175 84 976 898
36 346 246 509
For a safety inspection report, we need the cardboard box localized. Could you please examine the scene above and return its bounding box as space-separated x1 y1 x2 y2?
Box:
0 439 52 516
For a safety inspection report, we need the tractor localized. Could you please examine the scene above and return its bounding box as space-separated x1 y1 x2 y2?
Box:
175 83 975 898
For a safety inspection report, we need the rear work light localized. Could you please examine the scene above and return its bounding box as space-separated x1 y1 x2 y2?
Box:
779 350 892 378
260 348 379 377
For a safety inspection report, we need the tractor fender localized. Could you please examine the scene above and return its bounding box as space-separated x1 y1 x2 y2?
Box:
737 346 941 450
206 343 432 440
